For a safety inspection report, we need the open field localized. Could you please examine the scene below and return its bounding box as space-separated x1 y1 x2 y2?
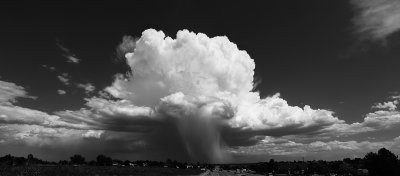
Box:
0 166 205 176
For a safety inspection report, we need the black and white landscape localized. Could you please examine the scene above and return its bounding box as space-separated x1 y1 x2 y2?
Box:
1 0 400 175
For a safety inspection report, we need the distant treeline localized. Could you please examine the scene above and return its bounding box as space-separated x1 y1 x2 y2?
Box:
0 154 210 169
0 148 399 175
221 148 399 176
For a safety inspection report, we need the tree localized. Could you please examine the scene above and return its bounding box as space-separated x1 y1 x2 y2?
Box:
268 159 277 173
14 157 26 166
59 160 68 165
364 148 399 176
27 154 35 165
27 154 34 160
70 154 86 165
1 154 13 166
166 159 172 167
337 162 354 175
123 160 131 166
88 160 97 166
96 155 112 166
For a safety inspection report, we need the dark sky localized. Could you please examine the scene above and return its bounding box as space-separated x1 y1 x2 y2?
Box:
1 0 400 162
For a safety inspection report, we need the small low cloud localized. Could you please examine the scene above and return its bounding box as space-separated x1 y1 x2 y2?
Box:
371 95 399 111
116 35 137 61
41 65 56 71
0 80 36 105
82 130 104 139
57 89 66 95
57 73 70 86
66 56 80 64
56 40 80 64
77 83 95 94
372 100 398 111
352 0 400 40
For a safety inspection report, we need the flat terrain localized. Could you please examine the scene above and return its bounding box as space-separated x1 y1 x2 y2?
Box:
0 166 204 176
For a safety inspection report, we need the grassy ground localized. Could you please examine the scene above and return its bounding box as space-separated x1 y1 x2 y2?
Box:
0 166 204 176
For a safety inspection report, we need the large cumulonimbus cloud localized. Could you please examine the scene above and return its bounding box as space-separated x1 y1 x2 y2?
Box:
3 29 400 162
101 29 344 163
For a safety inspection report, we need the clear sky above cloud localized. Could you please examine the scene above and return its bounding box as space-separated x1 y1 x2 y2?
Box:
1 0 400 163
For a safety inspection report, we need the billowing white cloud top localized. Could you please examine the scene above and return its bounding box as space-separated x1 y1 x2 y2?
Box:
107 29 254 106
106 29 341 131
